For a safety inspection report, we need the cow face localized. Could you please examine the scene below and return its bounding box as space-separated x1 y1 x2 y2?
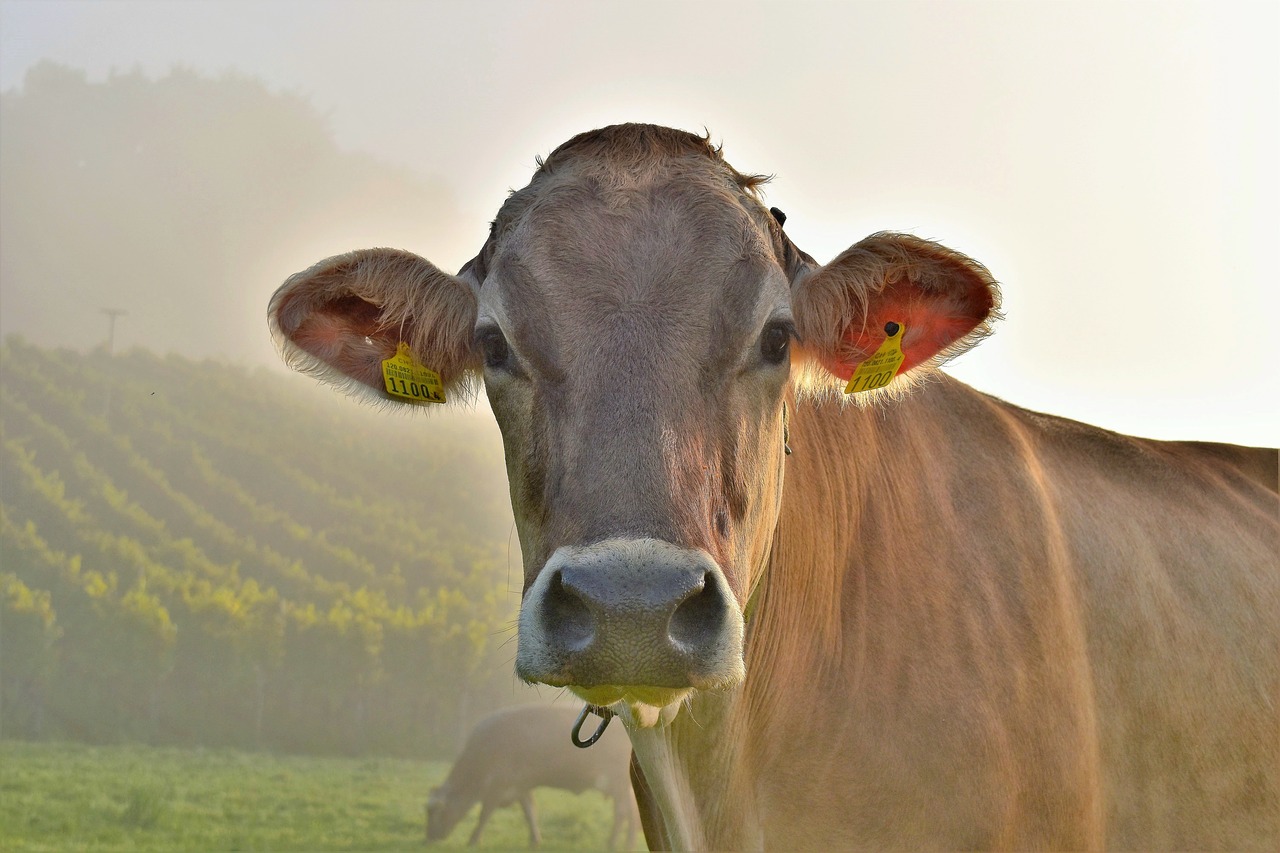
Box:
270 124 998 722
425 784 465 842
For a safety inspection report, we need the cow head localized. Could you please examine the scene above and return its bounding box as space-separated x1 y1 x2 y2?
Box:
424 783 466 843
270 124 998 723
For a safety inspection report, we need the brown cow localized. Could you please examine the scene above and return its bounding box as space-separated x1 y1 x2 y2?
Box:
270 124 1278 850
426 704 636 849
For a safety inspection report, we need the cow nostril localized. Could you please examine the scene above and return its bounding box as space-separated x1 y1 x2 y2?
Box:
668 572 725 652
544 571 594 651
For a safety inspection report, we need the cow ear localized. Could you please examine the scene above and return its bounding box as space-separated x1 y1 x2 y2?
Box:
790 232 1000 395
269 248 480 405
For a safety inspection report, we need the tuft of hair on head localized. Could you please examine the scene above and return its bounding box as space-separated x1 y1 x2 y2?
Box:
534 123 771 195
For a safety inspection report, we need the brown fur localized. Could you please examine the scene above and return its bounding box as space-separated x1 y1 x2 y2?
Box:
720 379 1278 849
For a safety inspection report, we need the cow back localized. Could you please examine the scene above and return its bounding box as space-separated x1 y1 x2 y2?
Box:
447 704 632 803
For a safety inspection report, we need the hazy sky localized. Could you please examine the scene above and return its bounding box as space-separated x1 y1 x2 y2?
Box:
1 0 1276 445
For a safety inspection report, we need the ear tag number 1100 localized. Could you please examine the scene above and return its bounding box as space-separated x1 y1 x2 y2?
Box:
844 323 905 394
381 343 446 404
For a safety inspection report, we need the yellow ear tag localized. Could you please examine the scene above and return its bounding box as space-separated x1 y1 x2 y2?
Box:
381 343 446 404
844 322 906 394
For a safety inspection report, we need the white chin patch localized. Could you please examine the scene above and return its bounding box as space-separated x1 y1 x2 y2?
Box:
570 685 689 728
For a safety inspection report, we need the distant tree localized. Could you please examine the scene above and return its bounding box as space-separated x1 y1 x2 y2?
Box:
0 62 471 364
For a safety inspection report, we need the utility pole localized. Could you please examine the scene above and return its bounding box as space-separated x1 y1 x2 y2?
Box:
101 308 127 356
100 308 126 420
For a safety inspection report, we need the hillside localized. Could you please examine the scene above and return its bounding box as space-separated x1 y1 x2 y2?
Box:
0 62 475 366
0 338 524 757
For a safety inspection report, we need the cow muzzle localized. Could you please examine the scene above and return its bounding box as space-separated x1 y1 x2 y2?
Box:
516 538 745 711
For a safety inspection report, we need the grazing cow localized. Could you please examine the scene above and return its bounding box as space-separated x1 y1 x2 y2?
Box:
425 704 636 849
270 124 1279 850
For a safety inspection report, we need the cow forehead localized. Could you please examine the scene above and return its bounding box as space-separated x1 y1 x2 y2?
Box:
478 174 789 365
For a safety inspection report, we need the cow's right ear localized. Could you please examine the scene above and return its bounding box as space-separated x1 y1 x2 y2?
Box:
269 248 480 405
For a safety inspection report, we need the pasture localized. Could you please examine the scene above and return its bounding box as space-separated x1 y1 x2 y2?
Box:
0 740 635 851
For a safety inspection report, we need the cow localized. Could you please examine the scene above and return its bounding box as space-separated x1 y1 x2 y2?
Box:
270 123 1279 850
425 704 636 849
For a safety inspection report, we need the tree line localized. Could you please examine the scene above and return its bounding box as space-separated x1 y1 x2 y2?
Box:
0 61 475 365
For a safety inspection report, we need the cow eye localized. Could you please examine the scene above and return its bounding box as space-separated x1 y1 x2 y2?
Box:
476 326 510 370
759 321 792 365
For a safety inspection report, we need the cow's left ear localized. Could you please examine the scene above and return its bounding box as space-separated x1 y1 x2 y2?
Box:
790 232 1000 393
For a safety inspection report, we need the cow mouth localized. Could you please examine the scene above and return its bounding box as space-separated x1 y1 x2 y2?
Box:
569 684 690 726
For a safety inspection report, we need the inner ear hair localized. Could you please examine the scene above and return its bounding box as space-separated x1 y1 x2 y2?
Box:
269 248 482 404
791 232 1001 398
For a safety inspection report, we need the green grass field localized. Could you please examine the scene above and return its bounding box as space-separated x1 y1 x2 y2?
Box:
1 740 639 851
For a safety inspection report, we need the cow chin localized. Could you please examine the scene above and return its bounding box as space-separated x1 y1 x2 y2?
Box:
516 538 746 716
569 685 691 727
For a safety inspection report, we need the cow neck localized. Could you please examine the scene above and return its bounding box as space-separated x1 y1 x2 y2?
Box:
741 398 788 627
741 385 910 729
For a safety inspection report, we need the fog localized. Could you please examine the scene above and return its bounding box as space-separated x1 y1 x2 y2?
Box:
0 3 1274 847
2 0 1275 445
